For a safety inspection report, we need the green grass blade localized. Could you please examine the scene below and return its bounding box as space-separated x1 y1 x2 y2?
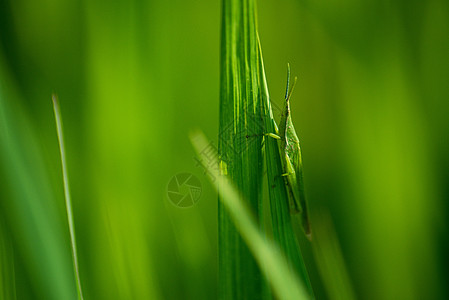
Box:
312 211 356 300
52 94 84 300
219 0 265 298
191 131 309 300
257 36 314 296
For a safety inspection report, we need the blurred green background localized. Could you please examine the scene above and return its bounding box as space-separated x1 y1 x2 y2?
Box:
1 0 448 299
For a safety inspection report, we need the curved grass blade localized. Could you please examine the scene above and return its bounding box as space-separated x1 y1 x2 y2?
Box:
52 94 84 300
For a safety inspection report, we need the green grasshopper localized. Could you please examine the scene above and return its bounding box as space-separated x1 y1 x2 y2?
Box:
266 64 311 240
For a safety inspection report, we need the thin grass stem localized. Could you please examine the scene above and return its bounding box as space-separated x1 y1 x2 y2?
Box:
52 94 84 300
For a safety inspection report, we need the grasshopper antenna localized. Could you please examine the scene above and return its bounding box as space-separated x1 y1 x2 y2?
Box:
287 76 298 101
284 63 291 100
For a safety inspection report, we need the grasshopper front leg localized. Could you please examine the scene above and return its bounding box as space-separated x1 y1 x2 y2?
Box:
264 133 281 140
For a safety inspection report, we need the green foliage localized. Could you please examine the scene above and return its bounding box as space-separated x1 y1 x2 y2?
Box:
0 0 448 299
219 0 265 298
